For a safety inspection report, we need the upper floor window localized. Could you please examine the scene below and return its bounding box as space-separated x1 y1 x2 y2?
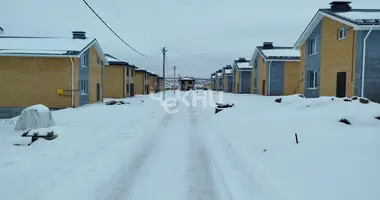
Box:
126 68 129 76
338 28 347 40
131 69 134 77
254 59 258 70
307 38 317 55
81 54 88 68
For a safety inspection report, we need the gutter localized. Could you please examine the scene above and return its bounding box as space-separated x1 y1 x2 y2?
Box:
69 56 75 107
361 25 374 97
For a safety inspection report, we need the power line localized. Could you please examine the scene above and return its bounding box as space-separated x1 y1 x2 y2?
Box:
81 0 148 57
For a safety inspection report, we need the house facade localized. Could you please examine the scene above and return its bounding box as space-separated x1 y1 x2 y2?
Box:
232 58 252 94
223 65 233 93
250 42 301 96
148 73 159 93
0 31 108 118
179 77 195 91
294 1 380 101
211 73 216 90
215 70 223 91
104 54 136 98
134 68 149 94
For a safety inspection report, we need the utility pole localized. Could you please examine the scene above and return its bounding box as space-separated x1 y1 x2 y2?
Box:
173 65 176 93
162 47 167 101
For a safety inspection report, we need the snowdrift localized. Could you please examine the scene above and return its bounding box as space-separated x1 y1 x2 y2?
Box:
206 93 380 200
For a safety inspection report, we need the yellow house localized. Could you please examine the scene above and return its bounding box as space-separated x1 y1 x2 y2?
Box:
215 69 223 91
222 65 233 92
249 42 301 96
0 31 108 118
232 58 251 94
134 68 149 94
148 73 159 93
104 54 137 98
179 77 195 91
293 1 380 101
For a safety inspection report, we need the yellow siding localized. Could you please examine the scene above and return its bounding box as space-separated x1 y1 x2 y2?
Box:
89 47 104 102
134 71 145 94
0 56 78 108
284 62 301 95
104 65 124 98
250 68 254 93
223 76 227 91
258 56 267 95
320 16 355 97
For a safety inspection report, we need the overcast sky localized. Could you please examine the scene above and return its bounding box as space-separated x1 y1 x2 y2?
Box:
0 0 377 78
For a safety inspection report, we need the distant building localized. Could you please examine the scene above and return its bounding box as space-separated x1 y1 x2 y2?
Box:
134 68 149 94
223 65 233 93
250 42 300 96
104 54 136 98
232 57 252 94
179 77 195 91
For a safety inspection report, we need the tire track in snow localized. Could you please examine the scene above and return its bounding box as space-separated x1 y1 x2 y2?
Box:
98 113 174 200
187 104 234 200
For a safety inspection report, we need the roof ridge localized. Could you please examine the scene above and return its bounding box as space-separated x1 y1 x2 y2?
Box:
321 8 380 12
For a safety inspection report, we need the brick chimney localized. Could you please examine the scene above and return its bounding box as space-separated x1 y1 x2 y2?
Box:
72 31 87 39
329 1 352 12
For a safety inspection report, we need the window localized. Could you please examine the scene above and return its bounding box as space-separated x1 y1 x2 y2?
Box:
254 77 258 89
307 38 317 55
126 68 129 76
80 79 89 94
81 54 88 68
131 69 134 77
307 71 318 89
96 56 100 65
126 84 130 92
254 59 258 70
337 28 347 40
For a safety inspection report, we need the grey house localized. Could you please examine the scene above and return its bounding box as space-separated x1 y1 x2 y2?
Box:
232 58 252 94
293 1 380 101
250 42 300 96
223 65 233 93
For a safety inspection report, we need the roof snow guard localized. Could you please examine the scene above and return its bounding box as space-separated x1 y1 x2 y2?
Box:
294 2 380 49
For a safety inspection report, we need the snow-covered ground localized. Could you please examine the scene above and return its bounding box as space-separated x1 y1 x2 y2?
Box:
0 91 379 200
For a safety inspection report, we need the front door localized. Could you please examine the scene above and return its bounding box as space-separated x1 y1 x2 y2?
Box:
96 83 101 102
262 80 266 95
336 72 347 98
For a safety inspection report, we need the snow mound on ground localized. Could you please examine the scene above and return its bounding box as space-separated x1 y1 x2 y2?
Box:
14 104 55 131
205 93 380 200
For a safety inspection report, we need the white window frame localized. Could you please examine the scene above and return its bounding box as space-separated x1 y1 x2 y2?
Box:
81 54 87 68
307 38 318 56
80 79 89 95
307 71 318 89
338 28 347 40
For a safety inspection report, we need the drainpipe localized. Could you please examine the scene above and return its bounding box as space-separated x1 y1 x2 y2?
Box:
267 61 272 96
69 56 75 107
361 25 374 97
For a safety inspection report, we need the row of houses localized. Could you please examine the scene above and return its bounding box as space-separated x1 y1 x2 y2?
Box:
210 1 380 102
0 31 163 118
